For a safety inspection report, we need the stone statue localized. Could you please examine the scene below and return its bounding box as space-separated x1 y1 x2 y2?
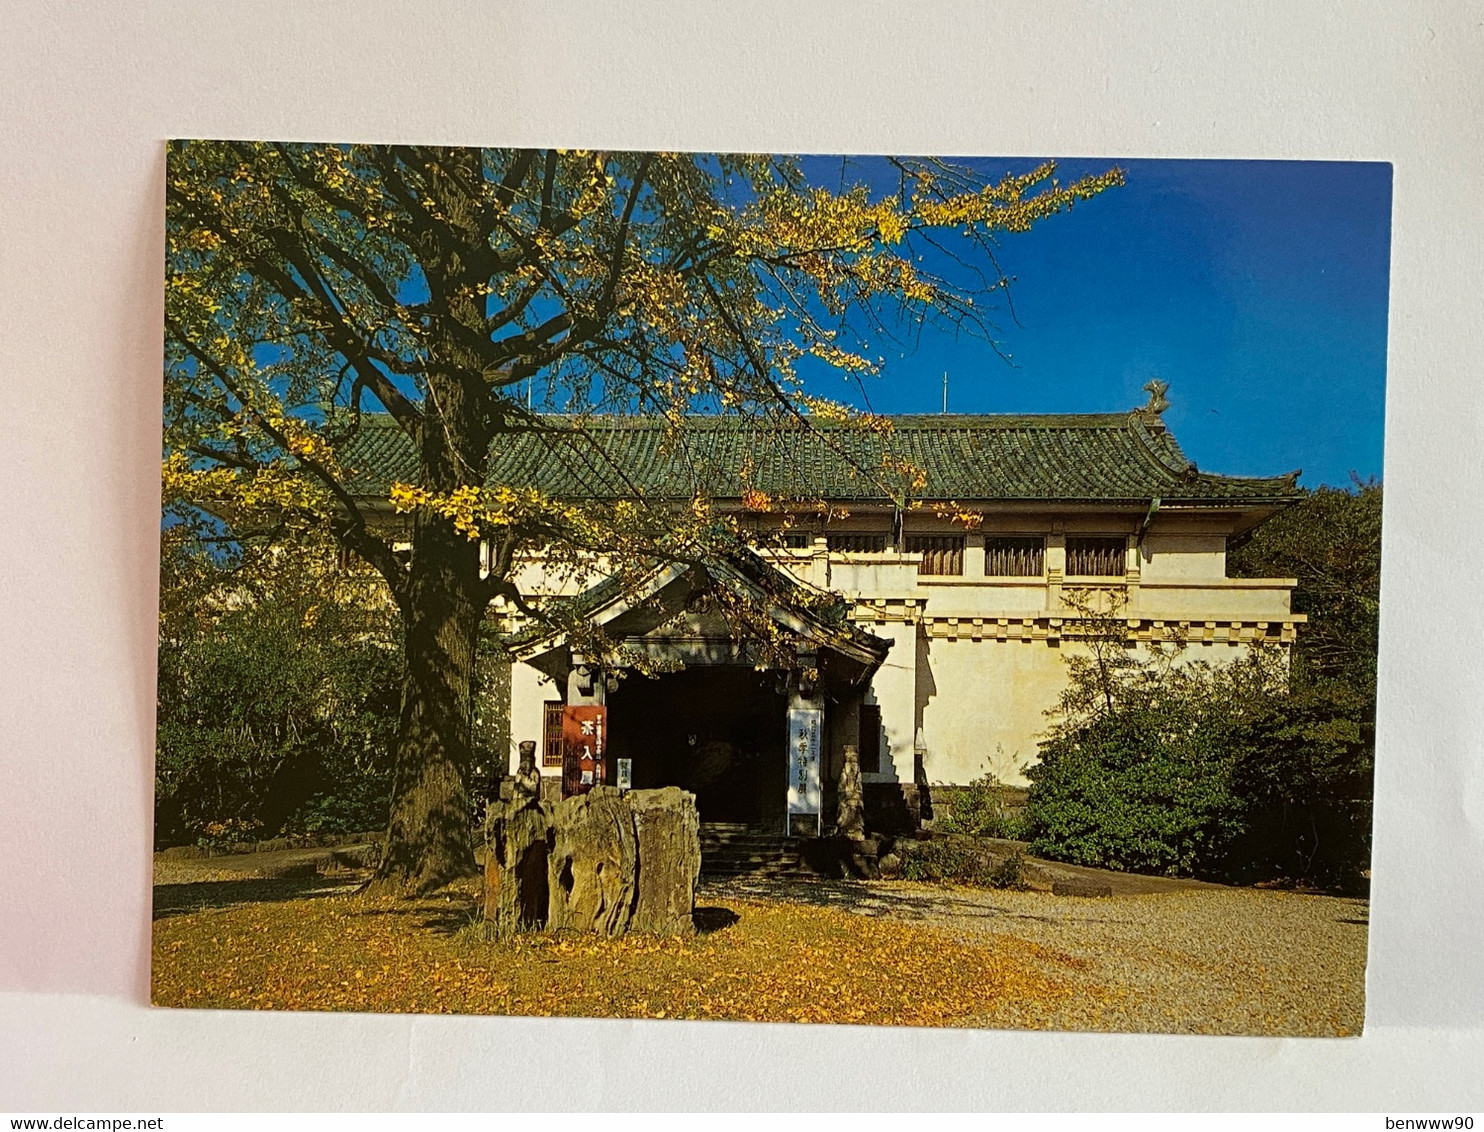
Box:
836 742 866 841
514 740 540 800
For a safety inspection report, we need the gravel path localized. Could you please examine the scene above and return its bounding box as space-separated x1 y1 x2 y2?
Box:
700 875 1369 1036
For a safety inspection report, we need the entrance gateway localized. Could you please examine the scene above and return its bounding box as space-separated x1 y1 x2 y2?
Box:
512 552 892 834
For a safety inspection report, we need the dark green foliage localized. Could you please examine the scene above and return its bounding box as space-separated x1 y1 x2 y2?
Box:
1229 481 1382 689
155 535 402 849
1026 484 1380 888
987 851 1027 889
1220 677 1374 887
1026 655 1373 886
1229 482 1379 887
1025 662 1256 877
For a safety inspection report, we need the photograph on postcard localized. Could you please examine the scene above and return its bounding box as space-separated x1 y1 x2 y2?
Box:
153 145 1386 1035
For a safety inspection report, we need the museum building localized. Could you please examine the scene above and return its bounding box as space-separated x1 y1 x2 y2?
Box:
353 385 1305 833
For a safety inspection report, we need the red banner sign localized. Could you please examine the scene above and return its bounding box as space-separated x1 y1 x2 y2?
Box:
560 705 607 798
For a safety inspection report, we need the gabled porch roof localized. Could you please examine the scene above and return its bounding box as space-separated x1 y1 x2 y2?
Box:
507 548 892 684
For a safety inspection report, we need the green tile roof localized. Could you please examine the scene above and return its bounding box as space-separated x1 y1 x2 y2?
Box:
339 411 1301 506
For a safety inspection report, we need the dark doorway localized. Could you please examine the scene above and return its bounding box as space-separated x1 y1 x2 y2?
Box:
606 667 787 826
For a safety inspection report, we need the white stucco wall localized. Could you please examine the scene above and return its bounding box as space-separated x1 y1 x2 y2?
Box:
500 514 1302 793
508 661 559 774
860 620 918 785
1130 579 1298 619
916 635 1067 786
1138 533 1227 581
910 632 1281 788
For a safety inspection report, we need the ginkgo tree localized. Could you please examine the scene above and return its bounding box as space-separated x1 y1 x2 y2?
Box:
164 143 1122 893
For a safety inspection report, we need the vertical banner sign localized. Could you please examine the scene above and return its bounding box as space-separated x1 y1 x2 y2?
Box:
786 707 823 835
561 705 607 798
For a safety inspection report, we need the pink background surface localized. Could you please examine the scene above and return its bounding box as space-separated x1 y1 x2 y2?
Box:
3 0 1482 1110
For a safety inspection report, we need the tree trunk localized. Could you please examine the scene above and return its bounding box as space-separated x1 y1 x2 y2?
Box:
369 513 485 895
368 146 496 895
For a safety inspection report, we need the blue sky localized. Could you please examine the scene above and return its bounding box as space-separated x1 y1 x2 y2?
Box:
796 157 1392 489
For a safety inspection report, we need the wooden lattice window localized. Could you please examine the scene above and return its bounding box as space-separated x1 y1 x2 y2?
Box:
904 535 964 576
542 701 565 767
984 536 1045 577
782 531 813 548
827 532 888 553
859 703 882 774
1066 537 1128 577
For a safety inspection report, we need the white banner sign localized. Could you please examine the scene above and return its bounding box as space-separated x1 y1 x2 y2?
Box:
786 707 823 824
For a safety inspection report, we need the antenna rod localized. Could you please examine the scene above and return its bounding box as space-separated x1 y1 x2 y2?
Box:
942 371 948 414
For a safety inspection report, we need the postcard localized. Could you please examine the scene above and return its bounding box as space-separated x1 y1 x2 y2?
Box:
153 145 1385 1035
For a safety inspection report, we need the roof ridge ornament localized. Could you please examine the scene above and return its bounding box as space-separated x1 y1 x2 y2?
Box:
1140 379 1172 418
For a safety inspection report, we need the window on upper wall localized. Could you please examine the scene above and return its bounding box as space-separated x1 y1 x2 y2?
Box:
1066 536 1128 577
781 531 813 548
542 701 565 767
826 532 889 553
904 534 964 576
984 536 1045 577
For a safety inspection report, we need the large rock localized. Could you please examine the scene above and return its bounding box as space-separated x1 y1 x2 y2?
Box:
481 779 704 938
484 798 554 931
627 787 700 936
546 787 639 937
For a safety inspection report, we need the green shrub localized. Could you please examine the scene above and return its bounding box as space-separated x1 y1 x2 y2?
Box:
1025 703 1244 876
987 851 1027 889
898 835 1026 888
1024 631 1374 885
1225 481 1379 889
933 772 1028 840
1024 482 1380 890
155 535 403 848
1220 677 1374 888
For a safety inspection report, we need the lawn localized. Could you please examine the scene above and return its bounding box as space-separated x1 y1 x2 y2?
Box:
152 880 1091 1027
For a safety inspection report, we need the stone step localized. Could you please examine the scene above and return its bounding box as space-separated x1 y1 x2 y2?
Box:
702 855 802 868
702 850 799 860
701 864 804 878
699 851 804 877
701 849 801 863
698 822 809 876
699 836 799 847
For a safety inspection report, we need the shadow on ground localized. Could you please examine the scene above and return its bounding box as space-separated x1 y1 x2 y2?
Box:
692 906 740 934
350 895 478 936
152 874 365 920
700 876 1027 923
